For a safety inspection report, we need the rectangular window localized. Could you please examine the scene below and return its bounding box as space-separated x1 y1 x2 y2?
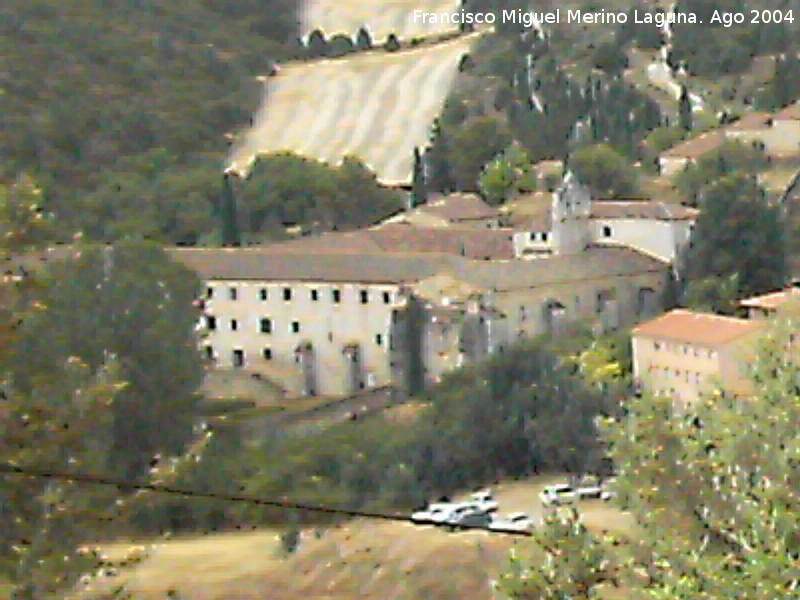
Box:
263 348 272 360
231 319 238 331
529 232 536 241
205 346 214 360
542 232 549 242
232 349 244 368
207 287 214 299
311 289 319 301
229 287 238 301
207 316 217 331
383 291 391 304
376 334 383 346
260 318 272 334
360 290 369 304
291 321 300 333
283 287 292 301
333 290 341 303
259 288 268 301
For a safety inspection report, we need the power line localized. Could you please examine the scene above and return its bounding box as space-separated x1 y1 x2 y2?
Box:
0 463 534 537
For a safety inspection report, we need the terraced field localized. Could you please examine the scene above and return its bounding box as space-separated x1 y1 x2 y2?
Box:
300 0 461 42
227 31 481 185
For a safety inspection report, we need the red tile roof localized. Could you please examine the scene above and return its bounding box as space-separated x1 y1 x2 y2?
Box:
739 286 800 311
774 102 800 121
415 193 498 223
633 309 763 346
591 201 698 221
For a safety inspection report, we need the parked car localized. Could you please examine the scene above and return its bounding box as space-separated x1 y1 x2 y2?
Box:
539 484 578 506
445 506 492 528
411 502 458 524
489 512 535 532
469 489 499 512
577 485 613 501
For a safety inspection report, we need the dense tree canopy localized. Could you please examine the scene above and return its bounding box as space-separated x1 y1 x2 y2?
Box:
0 0 302 244
684 173 786 300
569 144 640 198
500 316 800 598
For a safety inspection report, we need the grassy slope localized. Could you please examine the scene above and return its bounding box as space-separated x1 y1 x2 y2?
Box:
76 476 635 600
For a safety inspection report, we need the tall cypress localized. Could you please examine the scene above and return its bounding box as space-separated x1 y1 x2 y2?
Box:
679 84 693 131
411 147 428 208
220 173 241 247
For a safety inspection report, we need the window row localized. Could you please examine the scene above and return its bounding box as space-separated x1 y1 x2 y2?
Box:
207 286 392 305
207 339 385 366
649 365 705 385
652 341 717 359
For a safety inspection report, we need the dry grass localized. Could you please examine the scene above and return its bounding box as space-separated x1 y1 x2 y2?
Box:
227 32 482 185
73 475 636 599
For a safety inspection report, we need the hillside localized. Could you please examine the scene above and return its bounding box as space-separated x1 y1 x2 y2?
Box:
0 0 301 243
73 477 635 600
228 32 483 185
300 0 461 42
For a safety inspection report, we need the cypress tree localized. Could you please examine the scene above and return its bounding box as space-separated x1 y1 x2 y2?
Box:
679 84 693 131
307 29 327 57
356 27 372 51
411 147 427 208
220 173 241 247
385 33 400 52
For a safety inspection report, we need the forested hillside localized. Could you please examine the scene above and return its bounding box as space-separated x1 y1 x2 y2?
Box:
0 0 300 244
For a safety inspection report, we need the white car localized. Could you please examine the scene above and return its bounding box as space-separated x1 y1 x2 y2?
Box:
577 486 614 501
539 484 578 506
411 503 457 524
445 505 492 528
489 512 535 532
470 490 499 513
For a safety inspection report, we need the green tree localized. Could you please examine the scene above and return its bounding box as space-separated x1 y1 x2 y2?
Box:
500 316 800 598
679 85 693 131
479 142 536 205
306 29 327 56
385 33 400 52
355 27 372 51
12 241 205 478
497 508 613 598
411 147 428 208
448 117 512 191
570 144 639 198
327 34 354 58
592 40 629 76
220 173 241 247
676 140 769 203
684 174 786 299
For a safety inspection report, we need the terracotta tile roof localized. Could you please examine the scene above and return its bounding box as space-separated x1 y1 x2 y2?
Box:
170 248 455 283
633 309 763 346
725 112 772 131
739 286 800 311
414 193 497 222
591 201 699 221
368 223 515 260
774 102 800 121
660 130 725 159
259 224 515 260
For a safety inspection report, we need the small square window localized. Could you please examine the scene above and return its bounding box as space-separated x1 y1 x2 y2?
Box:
311 289 319 301
333 290 341 303
263 348 272 360
283 287 292 301
231 319 238 331
360 290 369 304
259 288 268 301
229 287 238 300
260 318 272 334
376 334 383 346
603 225 612 238
383 292 391 304
291 321 300 333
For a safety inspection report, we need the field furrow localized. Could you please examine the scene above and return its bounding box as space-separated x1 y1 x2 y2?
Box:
227 32 481 185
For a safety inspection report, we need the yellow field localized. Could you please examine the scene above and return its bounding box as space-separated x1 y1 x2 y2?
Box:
300 0 462 42
227 32 482 185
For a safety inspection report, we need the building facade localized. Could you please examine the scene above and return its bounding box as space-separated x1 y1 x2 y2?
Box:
632 309 764 408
